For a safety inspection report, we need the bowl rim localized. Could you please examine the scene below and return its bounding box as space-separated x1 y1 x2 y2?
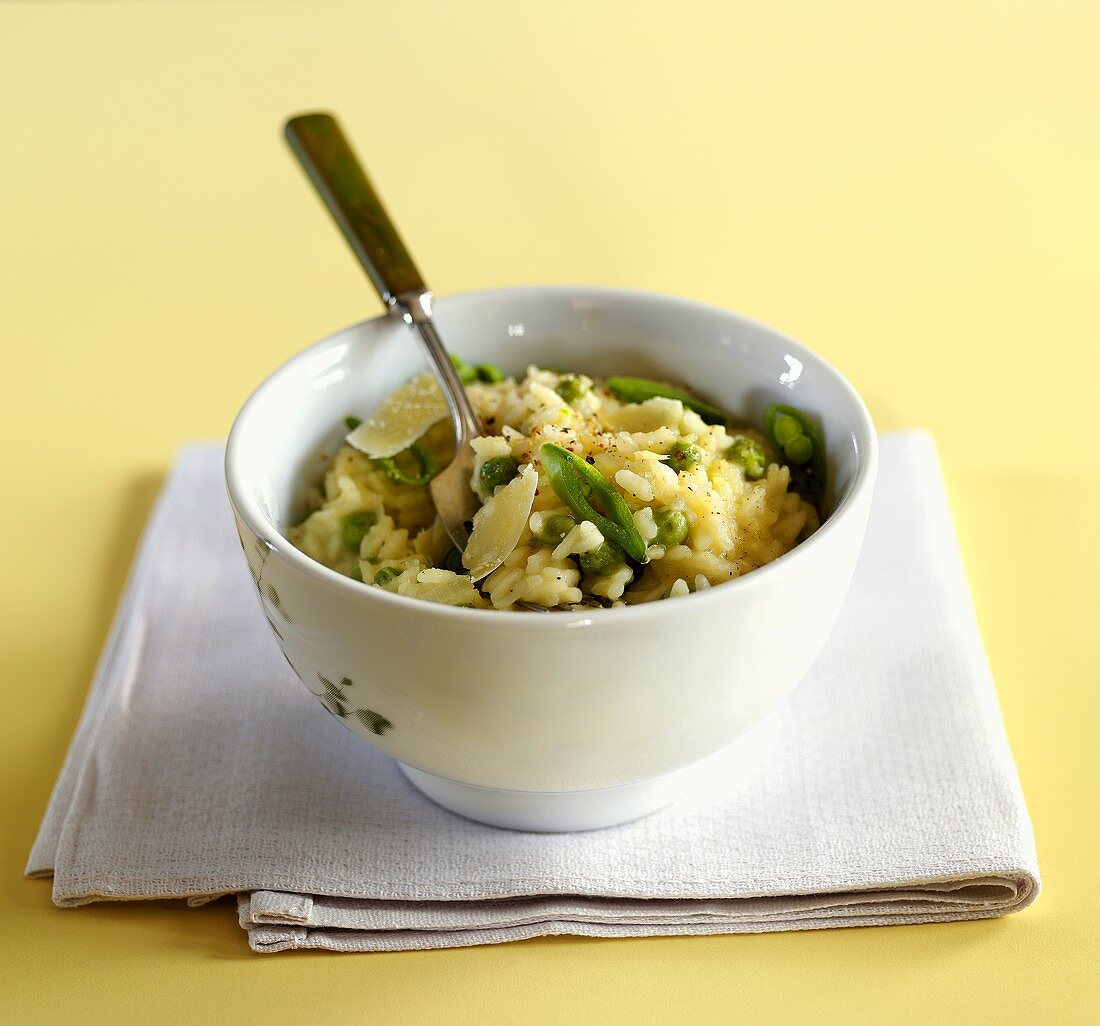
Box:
225 284 878 627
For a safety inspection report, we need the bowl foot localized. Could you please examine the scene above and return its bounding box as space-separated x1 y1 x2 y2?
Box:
397 731 767 832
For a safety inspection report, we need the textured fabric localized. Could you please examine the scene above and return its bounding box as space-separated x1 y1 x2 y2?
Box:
26 433 1040 953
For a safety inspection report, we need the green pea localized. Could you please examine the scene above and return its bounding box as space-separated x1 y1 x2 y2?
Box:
726 436 766 480
772 413 802 447
441 547 466 574
555 375 590 405
539 443 648 562
372 566 400 587
349 563 364 582
476 363 505 383
783 434 813 465
373 442 438 487
534 512 576 546
479 455 520 493
763 403 826 500
578 541 625 577
450 354 477 384
652 508 689 547
341 510 377 551
667 440 703 473
344 415 363 431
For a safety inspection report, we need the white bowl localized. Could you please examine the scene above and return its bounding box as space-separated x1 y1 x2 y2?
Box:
226 287 877 831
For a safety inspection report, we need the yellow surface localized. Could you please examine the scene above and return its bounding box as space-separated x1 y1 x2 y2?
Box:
2 1 1098 1022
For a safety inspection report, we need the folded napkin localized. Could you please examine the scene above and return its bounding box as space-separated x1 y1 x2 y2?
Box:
26 432 1040 953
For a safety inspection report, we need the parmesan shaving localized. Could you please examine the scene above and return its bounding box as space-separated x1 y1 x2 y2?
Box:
345 373 449 458
462 464 539 581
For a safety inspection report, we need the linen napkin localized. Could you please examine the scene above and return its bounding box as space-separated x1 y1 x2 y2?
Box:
26 432 1040 953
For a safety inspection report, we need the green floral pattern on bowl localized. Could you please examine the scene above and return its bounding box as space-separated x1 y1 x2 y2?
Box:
232 516 395 737
314 674 394 735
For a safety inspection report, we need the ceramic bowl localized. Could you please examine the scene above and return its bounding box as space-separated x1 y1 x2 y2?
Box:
225 287 877 831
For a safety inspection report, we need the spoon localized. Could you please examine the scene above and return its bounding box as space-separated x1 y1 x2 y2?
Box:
284 112 483 551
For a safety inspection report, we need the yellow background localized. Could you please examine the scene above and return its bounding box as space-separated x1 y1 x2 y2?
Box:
3 1 1098 1022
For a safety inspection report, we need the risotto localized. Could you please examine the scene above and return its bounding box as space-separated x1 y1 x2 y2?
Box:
288 362 823 610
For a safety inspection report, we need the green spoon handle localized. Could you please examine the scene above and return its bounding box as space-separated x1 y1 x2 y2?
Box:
283 110 481 435
284 112 425 307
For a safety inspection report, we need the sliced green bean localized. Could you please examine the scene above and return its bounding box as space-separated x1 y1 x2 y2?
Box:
372 566 401 586
451 355 505 384
539 443 647 562
349 563 364 582
341 510 377 551
763 403 826 498
374 442 438 487
475 363 504 383
450 354 478 384
344 415 363 431
605 376 728 425
726 436 766 480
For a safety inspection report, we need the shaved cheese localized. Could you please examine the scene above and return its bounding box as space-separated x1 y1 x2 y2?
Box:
345 373 449 458
462 464 538 581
